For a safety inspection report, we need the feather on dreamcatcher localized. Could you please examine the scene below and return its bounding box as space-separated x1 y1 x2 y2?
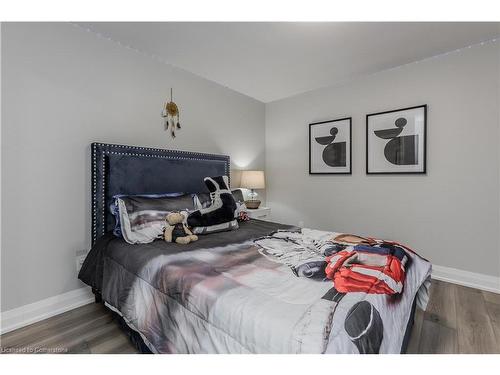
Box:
161 88 181 138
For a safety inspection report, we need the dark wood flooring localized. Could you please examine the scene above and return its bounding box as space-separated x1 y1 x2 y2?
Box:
407 280 500 354
0 302 138 354
1 280 499 354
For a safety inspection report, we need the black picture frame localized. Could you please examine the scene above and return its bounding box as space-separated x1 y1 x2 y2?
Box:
366 105 427 175
309 117 352 175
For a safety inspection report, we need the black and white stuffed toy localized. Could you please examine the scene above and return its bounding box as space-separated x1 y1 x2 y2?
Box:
187 176 238 234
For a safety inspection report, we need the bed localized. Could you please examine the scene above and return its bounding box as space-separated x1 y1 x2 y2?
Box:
79 142 432 354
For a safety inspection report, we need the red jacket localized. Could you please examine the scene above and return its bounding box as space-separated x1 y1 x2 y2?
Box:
325 244 408 295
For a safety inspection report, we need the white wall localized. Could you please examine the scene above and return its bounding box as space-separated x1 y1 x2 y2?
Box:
1 23 265 311
497 39 500 285
266 42 500 277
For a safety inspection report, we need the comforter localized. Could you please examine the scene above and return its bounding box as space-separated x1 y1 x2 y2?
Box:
79 220 431 354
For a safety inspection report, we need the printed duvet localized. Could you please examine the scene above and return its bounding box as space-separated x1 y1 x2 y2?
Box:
79 220 431 354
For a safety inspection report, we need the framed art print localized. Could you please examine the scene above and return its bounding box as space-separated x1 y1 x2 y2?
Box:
309 117 352 174
366 105 427 174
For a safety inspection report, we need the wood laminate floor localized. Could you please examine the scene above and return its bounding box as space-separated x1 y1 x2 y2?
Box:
1 280 499 354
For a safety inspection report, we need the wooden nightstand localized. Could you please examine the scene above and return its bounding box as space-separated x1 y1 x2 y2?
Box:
247 207 271 221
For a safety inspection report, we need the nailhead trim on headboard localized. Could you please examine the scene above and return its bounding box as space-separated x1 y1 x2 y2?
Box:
91 142 230 244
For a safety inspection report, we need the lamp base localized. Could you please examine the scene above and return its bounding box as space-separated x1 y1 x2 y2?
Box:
245 200 261 209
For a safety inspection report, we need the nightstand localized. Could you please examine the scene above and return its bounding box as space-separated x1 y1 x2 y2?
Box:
247 207 271 221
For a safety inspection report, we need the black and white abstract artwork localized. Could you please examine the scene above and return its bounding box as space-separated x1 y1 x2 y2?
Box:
309 117 351 174
366 105 427 174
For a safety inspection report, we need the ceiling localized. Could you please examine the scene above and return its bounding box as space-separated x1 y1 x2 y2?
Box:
79 22 500 103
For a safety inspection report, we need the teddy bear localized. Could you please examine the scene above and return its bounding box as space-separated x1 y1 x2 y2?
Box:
163 211 198 244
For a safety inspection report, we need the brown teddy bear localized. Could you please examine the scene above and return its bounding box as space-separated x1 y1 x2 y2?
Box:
163 211 198 245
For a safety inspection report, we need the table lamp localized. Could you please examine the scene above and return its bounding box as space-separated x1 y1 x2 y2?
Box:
240 170 265 209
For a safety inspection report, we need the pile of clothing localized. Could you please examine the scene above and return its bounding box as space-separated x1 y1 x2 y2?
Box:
254 229 410 295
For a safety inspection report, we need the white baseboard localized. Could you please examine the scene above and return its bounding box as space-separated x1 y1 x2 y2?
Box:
0 287 94 335
432 264 500 294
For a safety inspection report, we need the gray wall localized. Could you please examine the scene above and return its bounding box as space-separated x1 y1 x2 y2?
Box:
266 42 500 277
1 23 265 311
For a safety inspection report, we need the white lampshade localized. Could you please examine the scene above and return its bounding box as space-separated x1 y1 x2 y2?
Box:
240 170 265 190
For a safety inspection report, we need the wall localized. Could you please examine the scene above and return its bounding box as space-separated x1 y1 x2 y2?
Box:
266 42 500 277
1 23 265 311
498 39 500 285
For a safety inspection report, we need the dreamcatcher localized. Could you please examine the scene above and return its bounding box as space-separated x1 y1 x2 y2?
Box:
161 88 181 138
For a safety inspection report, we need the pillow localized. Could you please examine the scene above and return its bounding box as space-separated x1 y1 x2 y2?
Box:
192 193 211 209
231 188 245 203
191 219 239 235
110 192 189 236
187 176 238 234
194 188 248 220
111 193 195 243
231 189 250 222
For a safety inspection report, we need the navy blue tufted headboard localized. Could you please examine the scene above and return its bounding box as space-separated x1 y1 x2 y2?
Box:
91 142 230 244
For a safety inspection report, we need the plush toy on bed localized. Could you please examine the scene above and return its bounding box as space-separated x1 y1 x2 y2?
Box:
163 211 198 244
